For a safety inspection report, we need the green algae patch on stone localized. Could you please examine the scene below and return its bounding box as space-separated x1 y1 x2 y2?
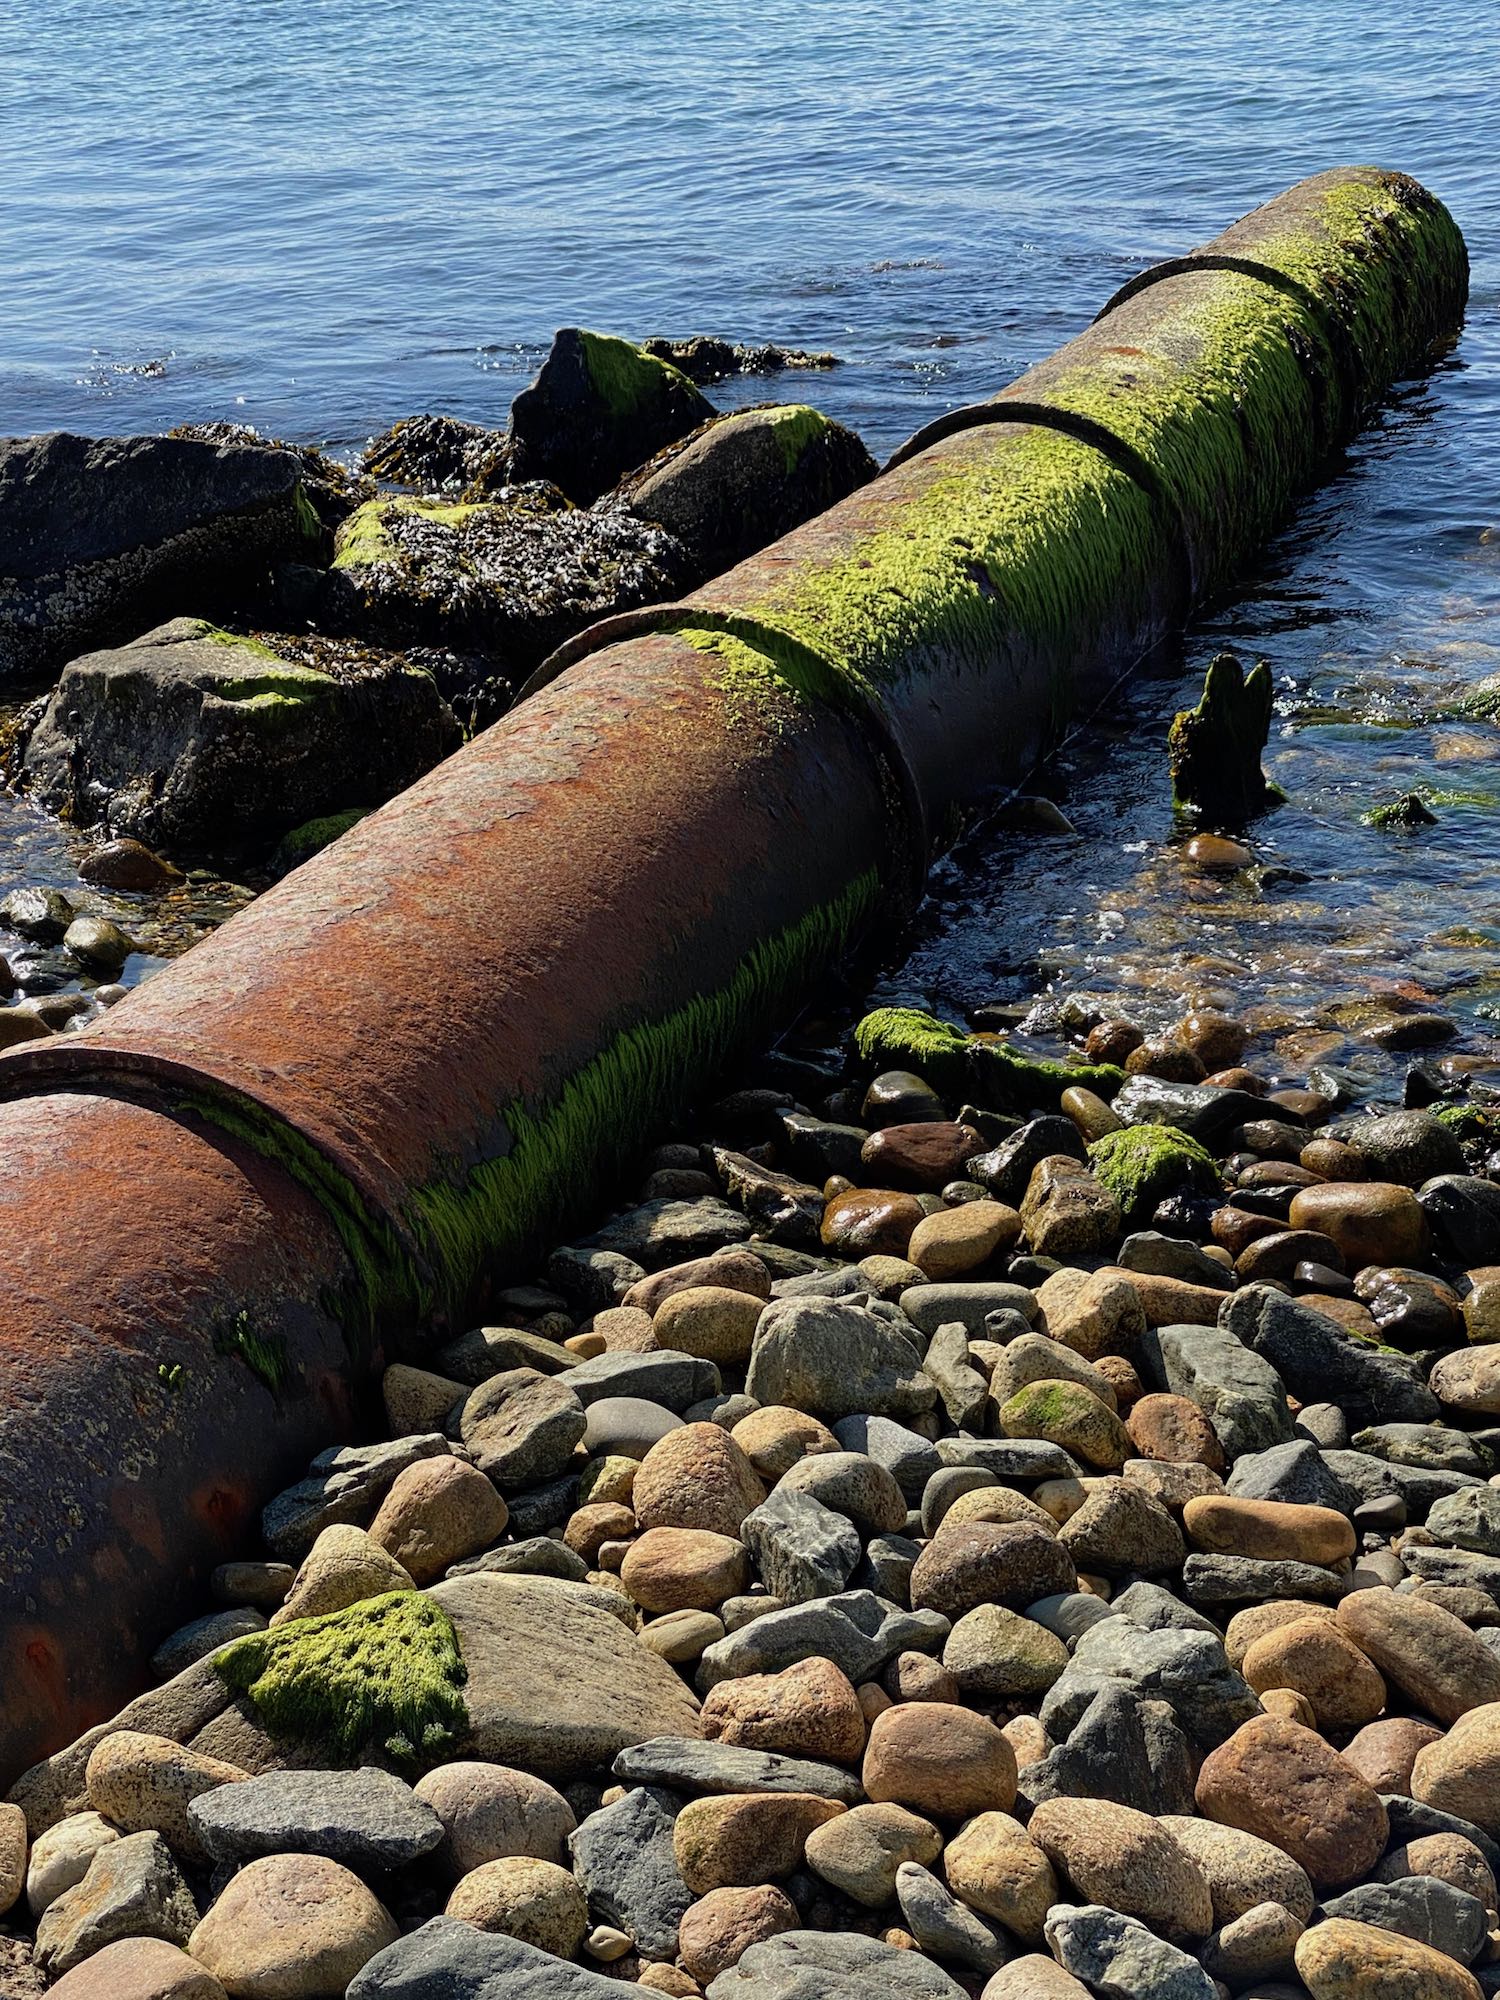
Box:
214 1589 467 1764
854 1007 973 1097
1089 1124 1221 1224
766 404 834 472
1365 791 1439 830
408 867 884 1306
968 1037 1127 1112
270 808 372 876
1169 652 1286 820
578 329 700 416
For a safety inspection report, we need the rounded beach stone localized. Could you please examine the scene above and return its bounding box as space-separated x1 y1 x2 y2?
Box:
582 1397 684 1458
1378 1832 1498 1910
27 1813 120 1919
0 1802 24 1916
731 1406 839 1482
653 1287 765 1366
641 1609 724 1661
1058 1481 1185 1575
623 1246 773 1317
1412 1704 1500 1836
84 1733 248 1868
821 1188 925 1258
444 1855 589 1957
411 1762 577 1874
1241 1618 1386 1732
672 1793 844 1894
1294 1916 1483 2000
804 1802 943 1906
1127 1393 1226 1469
48 1937 228 1999
1430 1347 1500 1416
938 1483 1059 1537
1041 1268 1147 1361
908 1201 1022 1279
187 1852 397 1996
272 1523 415 1625
381 1362 467 1435
631 1424 766 1537
1196 1716 1388 1891
367 1455 508 1585
863 1701 1017 1819
563 1500 636 1562
910 1522 1077 1619
1344 1717 1447 1797
941 1811 1058 1944
999 1380 1133 1470
1027 1796 1213 1939
1183 1493 1355 1565
677 1884 799 1984
1287 1182 1428 1267
619 1527 748 1613
592 1304 657 1352
1337 1588 1500 1725
1158 1816 1315 1924
699 1657 866 1764
1224 1598 1340 1670
943 1604 1069 1698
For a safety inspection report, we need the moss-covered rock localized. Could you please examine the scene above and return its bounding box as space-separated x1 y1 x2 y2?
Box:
852 1007 1125 1115
270 808 371 877
23 618 460 857
214 1589 468 1764
641 335 840 382
616 404 877 581
1365 791 1438 830
1168 652 1285 820
509 327 715 503
1088 1124 1222 1224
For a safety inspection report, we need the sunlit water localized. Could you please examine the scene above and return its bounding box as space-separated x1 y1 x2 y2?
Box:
1 0 1497 1080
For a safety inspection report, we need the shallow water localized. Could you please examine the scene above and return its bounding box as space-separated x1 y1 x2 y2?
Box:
1 0 1498 1064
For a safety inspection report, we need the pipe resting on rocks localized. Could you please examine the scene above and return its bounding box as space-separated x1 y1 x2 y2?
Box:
0 167 1466 1782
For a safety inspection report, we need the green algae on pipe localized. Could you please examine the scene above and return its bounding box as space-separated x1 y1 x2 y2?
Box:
0 168 1468 1791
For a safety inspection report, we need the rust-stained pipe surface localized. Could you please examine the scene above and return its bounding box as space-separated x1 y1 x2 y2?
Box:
0 168 1467 1782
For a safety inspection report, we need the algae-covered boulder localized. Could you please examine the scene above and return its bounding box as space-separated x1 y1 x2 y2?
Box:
359 414 515 499
1089 1126 1222 1225
853 1008 1125 1114
509 328 715 503
23 618 460 855
325 490 693 673
617 405 877 579
0 431 325 682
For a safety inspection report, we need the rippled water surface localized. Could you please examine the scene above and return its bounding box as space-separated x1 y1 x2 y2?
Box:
1 0 1497 1068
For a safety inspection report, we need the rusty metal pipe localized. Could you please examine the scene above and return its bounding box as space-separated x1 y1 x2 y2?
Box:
0 168 1467 1783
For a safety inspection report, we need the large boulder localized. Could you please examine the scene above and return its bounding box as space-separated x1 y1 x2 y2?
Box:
23 619 460 856
0 431 324 681
617 405 876 579
430 1573 703 1778
324 489 693 676
508 328 714 503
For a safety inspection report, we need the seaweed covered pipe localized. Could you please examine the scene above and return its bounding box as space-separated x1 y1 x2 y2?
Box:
0 167 1466 1780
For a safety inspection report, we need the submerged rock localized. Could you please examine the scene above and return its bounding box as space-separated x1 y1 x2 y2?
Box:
360 413 516 499
641 336 841 382
0 430 325 681
23 619 460 857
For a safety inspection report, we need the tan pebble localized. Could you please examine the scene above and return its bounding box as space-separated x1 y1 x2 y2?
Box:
1295 1915 1482 2000
188 1852 397 1994
1412 1701 1500 1836
444 1855 589 1955
730 1405 840 1482
619 1527 747 1614
1241 1617 1386 1731
272 1522 414 1625
676 1882 799 1983
1027 1795 1213 1939
1183 1493 1355 1565
411 1762 576 1875
84 1733 246 1869
700 1656 865 1764
594 1304 657 1352
908 1200 1022 1279
942 1810 1057 1944
562 1501 636 1563
639 1610 724 1662
672 1793 843 1894
1196 1715 1388 1891
862 1700 1016 1819
653 1286 765 1366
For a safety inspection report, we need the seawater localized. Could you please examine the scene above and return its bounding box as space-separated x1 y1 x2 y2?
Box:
1 0 1498 1069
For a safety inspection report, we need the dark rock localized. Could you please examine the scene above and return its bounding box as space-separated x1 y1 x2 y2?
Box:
831 1415 941 1503
1041 1617 1261 1752
612 1739 863 1806
1046 1902 1216 2000
0 886 73 942
0 430 324 681
509 327 713 504
348 1917 621 1997
697 1589 948 1691
586 1197 753 1268
1180 1553 1348 1604
1221 1284 1439 1424
1320 1876 1487 1963
446 1535 589 1582
617 405 875 578
1117 1231 1234 1290
1227 1439 1358 1515
23 618 459 856
547 1245 646 1309
1167 651 1282 822
773 1113 870 1185
261 1435 450 1560
1419 1176 1500 1266
1022 1683 1195 1815
743 1488 861 1604
1113 1076 1269 1145
563 1350 721 1412
188 1766 443 1868
895 1862 1009 1976
640 336 840 382
712 1148 824 1246
966 1116 1084 1202
1140 1321 1294 1459
704 1928 965 1996
1381 1795 1500 1877
569 1784 692 1960
1349 1111 1467 1187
